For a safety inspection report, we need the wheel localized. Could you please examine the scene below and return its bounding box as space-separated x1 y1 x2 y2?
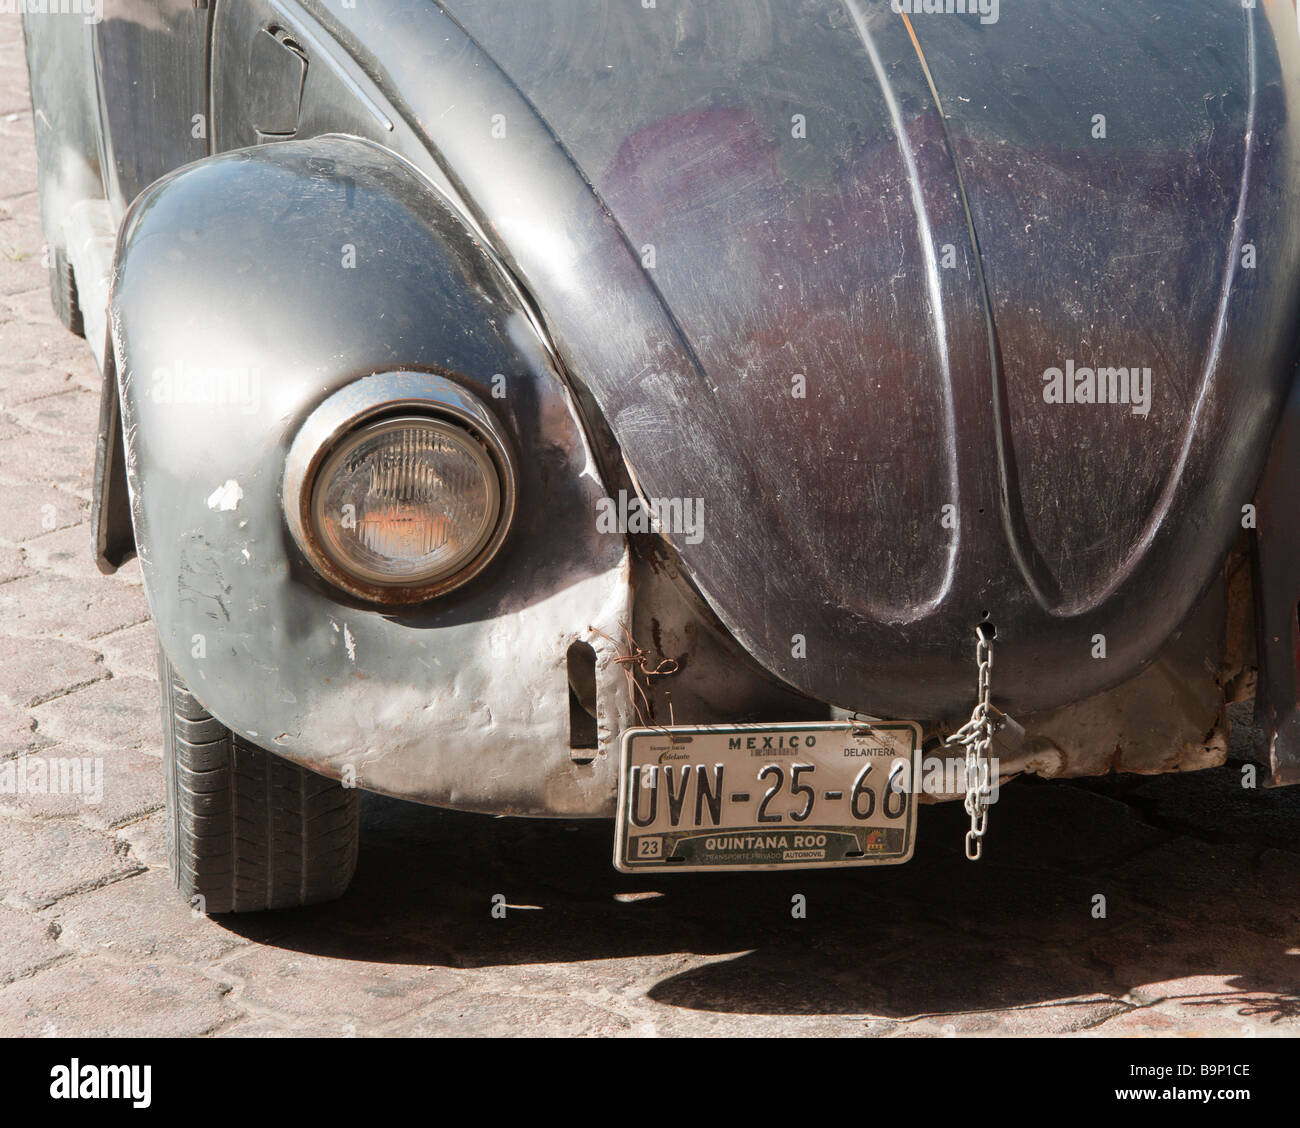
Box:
159 648 359 913
48 246 84 338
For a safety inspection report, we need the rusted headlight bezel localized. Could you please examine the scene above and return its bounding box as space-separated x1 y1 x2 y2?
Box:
283 371 518 605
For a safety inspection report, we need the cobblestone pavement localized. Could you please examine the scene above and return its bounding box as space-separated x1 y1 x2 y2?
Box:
3 14 1300 1038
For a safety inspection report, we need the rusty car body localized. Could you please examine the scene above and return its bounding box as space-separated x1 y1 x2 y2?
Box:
21 0 1300 909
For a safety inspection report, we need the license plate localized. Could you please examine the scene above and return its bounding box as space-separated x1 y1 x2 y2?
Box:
613 721 921 873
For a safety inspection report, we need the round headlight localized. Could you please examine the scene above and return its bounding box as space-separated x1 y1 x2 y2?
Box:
283 372 518 604
310 416 501 587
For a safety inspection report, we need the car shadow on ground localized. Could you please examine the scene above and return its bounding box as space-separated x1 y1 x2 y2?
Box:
213 766 1300 1023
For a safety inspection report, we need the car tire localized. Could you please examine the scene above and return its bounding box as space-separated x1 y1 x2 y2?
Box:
159 648 360 913
48 246 84 338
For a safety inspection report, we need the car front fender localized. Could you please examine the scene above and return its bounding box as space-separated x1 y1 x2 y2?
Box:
110 134 636 816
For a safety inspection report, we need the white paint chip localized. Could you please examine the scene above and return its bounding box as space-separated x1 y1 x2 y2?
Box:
343 625 356 663
206 479 244 511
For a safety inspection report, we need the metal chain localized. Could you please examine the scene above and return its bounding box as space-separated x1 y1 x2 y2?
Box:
943 623 996 861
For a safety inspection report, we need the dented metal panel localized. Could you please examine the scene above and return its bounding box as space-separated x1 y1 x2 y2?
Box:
302 0 1300 721
110 137 640 815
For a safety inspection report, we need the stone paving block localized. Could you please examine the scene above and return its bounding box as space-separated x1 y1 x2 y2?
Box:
21 522 111 582
971 781 1170 873
0 425 92 491
648 1010 897 1038
215 1016 362 1038
218 946 465 1026
1145 995 1300 1033
451 953 713 1002
0 755 98 821
79 746 163 830
0 83 31 116
1 286 61 334
1114 837 1297 936
0 635 106 708
0 570 148 638
0 957 238 1037
0 541 31 581
0 814 141 909
889 853 1128 949
1085 1000 1299 1037
895 998 1128 1038
0 240 43 297
0 319 94 386
1257 848 1300 914
0 153 38 205
0 408 27 443
0 482 86 540
0 702 46 759
1091 920 1300 1007
1111 764 1300 853
5 388 99 439
0 196 36 221
0 903 65 985
0 357 82 403
46 868 254 966
113 809 168 871
393 994 632 1037
0 742 162 828
95 621 159 681
31 675 160 753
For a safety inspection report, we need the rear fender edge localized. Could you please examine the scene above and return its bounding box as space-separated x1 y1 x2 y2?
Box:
91 337 134 574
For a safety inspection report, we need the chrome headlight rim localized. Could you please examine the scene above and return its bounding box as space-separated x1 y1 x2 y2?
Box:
309 414 503 588
283 371 518 605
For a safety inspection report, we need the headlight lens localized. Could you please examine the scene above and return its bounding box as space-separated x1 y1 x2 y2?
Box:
310 415 501 587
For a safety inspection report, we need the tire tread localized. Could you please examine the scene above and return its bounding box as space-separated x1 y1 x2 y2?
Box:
159 648 359 913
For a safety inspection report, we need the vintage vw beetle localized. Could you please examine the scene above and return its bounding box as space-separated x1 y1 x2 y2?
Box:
22 0 1300 911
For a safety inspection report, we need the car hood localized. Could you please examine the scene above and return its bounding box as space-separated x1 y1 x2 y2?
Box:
431 0 1300 717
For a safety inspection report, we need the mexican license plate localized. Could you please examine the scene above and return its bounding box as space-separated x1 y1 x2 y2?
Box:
613 721 921 873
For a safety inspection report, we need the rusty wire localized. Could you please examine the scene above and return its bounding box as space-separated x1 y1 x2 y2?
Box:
587 620 680 731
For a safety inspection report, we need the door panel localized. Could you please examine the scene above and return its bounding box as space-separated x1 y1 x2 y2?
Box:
94 0 211 212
